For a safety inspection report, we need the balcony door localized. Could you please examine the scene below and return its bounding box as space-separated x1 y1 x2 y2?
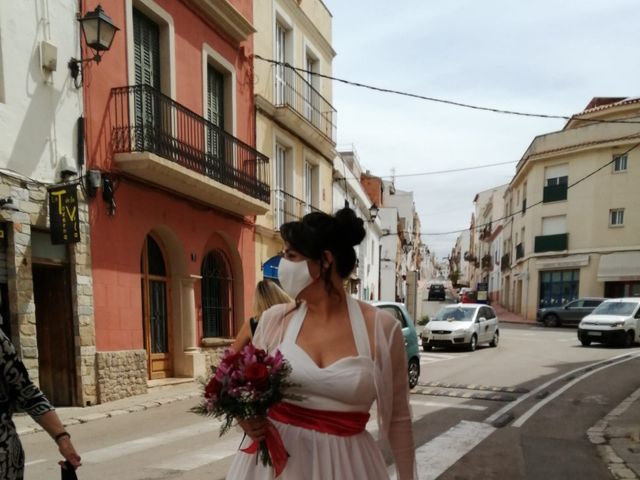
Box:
275 23 287 105
274 144 288 229
206 65 225 180
141 235 172 379
133 9 161 152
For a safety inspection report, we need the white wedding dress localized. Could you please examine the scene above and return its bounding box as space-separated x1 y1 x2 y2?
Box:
225 296 391 479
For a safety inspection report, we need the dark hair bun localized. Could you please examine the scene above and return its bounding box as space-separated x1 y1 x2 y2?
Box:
335 207 366 247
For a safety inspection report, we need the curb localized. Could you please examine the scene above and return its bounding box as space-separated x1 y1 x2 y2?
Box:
16 390 201 437
588 387 640 480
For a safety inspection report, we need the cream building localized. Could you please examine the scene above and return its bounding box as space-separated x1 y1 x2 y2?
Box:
253 0 336 281
504 97 640 321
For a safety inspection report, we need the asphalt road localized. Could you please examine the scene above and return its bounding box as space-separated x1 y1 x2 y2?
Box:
21 298 640 479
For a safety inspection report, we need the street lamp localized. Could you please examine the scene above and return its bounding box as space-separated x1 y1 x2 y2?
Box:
68 5 119 88
368 203 379 222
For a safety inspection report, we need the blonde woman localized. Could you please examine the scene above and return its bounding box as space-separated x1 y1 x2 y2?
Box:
230 279 292 352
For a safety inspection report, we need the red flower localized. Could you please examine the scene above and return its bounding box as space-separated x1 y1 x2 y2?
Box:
245 363 270 389
205 377 222 399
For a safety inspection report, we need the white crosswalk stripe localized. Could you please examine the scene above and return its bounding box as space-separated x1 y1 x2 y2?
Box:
419 352 467 364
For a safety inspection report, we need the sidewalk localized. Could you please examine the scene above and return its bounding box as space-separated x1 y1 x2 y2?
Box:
589 387 640 480
14 378 202 436
492 303 531 325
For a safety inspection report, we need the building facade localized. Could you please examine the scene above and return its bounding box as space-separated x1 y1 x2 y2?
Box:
253 0 336 282
504 97 640 321
0 1 94 406
83 0 268 401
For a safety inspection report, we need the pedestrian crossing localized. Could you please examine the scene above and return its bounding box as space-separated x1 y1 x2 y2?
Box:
419 351 468 364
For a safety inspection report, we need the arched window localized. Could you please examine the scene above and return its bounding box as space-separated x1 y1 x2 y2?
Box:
201 251 232 337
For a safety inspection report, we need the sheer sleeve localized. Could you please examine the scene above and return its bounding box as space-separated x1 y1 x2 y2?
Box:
251 303 296 354
373 311 417 480
1 330 54 419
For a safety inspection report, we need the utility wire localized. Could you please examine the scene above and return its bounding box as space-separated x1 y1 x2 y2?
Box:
419 138 640 236
254 56 640 125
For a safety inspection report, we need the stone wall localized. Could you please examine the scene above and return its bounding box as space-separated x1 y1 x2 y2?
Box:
96 350 147 403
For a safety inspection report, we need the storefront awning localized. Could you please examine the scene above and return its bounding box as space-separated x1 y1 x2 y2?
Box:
597 251 640 281
262 255 281 280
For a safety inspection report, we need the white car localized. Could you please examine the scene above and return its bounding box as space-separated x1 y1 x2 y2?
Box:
577 297 640 347
420 304 499 352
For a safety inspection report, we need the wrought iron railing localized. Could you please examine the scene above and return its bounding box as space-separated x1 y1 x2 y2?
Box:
272 189 320 230
274 65 337 142
111 85 270 203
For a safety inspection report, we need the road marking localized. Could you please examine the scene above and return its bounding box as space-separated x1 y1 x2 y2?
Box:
81 421 221 463
414 420 495 480
24 459 46 467
485 351 640 425
512 354 639 427
152 435 240 471
410 397 487 411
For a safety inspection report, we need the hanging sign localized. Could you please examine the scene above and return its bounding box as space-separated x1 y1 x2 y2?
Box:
49 184 80 244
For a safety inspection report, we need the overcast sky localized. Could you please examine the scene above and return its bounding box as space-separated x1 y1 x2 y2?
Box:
323 0 640 258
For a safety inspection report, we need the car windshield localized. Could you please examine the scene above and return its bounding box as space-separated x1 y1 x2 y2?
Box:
591 302 638 316
434 306 475 322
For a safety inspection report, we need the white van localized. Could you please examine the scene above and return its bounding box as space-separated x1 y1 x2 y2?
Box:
577 297 640 347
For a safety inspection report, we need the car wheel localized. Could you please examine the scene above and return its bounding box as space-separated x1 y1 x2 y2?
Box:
580 338 591 346
489 331 499 347
422 343 433 352
543 314 560 328
467 334 477 352
408 358 420 389
622 331 635 348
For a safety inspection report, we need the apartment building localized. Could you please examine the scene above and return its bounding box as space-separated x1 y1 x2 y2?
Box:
83 0 268 401
253 0 336 280
333 150 382 300
504 97 640 321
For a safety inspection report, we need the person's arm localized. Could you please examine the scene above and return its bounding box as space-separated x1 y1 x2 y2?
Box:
37 410 82 468
230 317 252 352
386 322 417 480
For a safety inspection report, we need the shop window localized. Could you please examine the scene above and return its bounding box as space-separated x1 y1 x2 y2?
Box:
539 269 579 308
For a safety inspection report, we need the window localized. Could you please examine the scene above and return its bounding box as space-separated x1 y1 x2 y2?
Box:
201 251 232 337
206 65 225 170
539 269 579 308
545 164 569 186
613 154 628 172
304 53 318 122
609 209 624 227
274 144 288 228
542 215 567 236
274 18 292 105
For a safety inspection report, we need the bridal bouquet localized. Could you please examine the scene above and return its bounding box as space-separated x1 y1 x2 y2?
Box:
191 344 299 475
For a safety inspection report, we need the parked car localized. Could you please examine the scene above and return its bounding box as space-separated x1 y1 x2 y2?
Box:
577 297 640 347
420 304 499 352
460 289 477 304
372 301 421 388
428 284 446 301
536 297 606 327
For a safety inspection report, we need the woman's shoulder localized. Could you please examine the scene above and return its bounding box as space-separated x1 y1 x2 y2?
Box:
261 302 297 324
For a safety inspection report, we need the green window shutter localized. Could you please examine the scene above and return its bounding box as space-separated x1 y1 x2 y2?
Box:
206 66 225 166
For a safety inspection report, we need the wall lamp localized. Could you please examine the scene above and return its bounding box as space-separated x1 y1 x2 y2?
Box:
68 5 119 88
368 203 379 222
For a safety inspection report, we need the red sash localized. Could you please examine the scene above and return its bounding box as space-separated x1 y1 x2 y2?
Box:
268 402 370 436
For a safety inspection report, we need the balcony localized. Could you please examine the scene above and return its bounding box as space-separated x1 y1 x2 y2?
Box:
515 243 524 260
256 65 337 159
111 85 270 216
543 184 568 203
272 189 320 230
534 233 568 253
500 253 510 271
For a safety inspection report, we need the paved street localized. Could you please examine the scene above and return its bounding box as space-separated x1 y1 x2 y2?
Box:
20 300 640 479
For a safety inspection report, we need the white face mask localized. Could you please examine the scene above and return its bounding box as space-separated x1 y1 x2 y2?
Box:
278 257 314 299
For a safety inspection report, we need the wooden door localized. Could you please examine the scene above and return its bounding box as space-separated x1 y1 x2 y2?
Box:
141 235 172 379
33 264 76 406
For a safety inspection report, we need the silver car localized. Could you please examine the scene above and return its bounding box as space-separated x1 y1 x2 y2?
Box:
421 304 499 352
